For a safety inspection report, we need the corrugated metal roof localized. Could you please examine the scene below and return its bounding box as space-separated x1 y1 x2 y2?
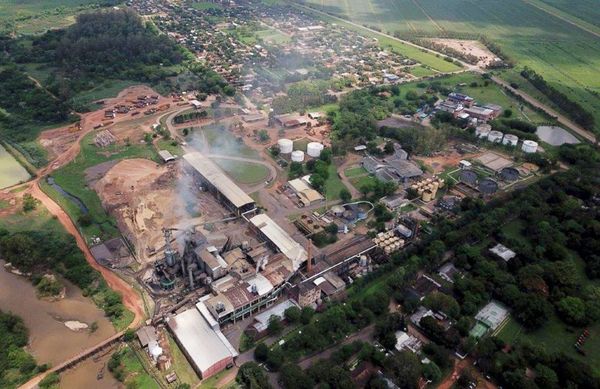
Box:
250 214 307 271
167 308 236 375
183 152 255 209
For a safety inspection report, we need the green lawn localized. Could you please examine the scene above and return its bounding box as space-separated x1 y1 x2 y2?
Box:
45 131 159 242
212 158 270 185
167 335 199 386
497 317 600 375
156 138 183 157
349 175 377 191
324 164 347 200
408 65 437 78
344 166 368 178
293 138 310 152
120 345 161 389
0 204 62 232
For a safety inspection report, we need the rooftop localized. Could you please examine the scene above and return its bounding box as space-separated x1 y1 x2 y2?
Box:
475 300 509 330
183 152 255 209
250 214 307 271
489 243 516 262
167 308 237 376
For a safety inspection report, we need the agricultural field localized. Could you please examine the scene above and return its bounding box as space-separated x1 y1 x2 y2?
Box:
537 0 600 30
297 0 600 133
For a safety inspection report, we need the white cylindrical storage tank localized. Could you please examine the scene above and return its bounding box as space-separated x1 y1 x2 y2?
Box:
278 138 293 154
307 142 324 158
488 130 503 143
502 134 519 146
476 124 492 138
291 150 305 162
522 140 538 153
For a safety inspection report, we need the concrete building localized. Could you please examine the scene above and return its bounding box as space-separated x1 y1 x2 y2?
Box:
250 299 298 334
291 281 321 307
448 92 474 107
183 153 256 215
464 106 498 121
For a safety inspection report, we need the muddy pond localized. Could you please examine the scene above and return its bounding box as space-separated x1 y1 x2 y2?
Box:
0 143 31 189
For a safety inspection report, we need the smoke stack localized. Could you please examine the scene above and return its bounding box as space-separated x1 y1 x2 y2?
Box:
306 239 312 275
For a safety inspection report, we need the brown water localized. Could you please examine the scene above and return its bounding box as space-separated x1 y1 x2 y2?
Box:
0 260 116 366
59 349 122 389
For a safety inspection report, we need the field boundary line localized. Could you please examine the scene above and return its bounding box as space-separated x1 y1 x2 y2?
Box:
522 0 600 39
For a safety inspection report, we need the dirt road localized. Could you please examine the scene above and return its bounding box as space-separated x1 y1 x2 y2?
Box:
490 76 596 143
30 182 145 327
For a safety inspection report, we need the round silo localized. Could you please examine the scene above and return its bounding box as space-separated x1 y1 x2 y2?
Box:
278 138 293 154
291 150 305 162
502 134 519 146
522 140 538 153
307 142 324 158
488 130 503 143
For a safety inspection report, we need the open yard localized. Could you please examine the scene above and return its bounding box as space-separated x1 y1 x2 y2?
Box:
298 0 600 133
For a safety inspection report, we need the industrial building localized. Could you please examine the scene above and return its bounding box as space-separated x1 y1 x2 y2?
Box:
287 176 324 206
250 214 307 271
183 153 256 215
158 150 176 163
167 302 238 379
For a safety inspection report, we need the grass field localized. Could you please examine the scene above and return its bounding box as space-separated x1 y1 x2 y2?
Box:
537 0 600 31
167 334 199 386
297 0 600 133
497 317 600 375
213 158 270 185
408 65 437 78
344 166 368 178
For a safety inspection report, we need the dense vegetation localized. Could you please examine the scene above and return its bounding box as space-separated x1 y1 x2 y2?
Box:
22 9 184 100
0 311 42 389
271 80 341 115
0 229 126 321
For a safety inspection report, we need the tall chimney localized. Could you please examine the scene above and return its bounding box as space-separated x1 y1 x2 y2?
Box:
306 239 312 275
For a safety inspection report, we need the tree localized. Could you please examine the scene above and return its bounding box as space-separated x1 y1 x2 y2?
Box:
384 351 422 389
284 306 301 323
257 130 270 142
503 109 513 118
236 362 271 389
280 363 314 389
254 343 269 362
289 162 303 179
267 315 283 336
514 294 552 329
556 296 587 325
423 292 460 319
300 307 315 324
22 193 38 212
423 361 442 383
534 364 558 388
339 188 351 203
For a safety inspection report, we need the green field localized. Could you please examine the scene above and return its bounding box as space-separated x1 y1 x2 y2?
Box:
408 65 437 78
200 125 261 159
297 0 600 132
213 158 270 185
0 0 100 34
537 0 600 31
69 80 142 111
344 166 368 178
324 163 347 200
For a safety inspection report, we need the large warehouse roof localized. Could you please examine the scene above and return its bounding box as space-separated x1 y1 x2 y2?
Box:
167 308 236 377
183 152 255 209
250 214 307 270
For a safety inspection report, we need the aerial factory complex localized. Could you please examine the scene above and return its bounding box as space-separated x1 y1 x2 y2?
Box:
0 0 599 389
